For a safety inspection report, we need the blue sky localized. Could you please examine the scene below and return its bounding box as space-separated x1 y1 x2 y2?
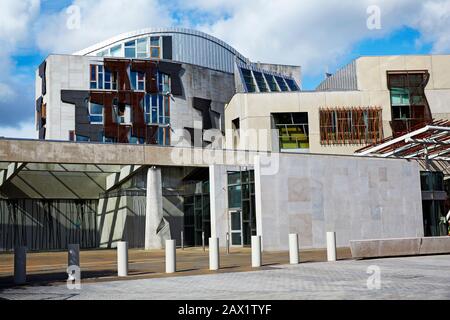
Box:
0 0 449 138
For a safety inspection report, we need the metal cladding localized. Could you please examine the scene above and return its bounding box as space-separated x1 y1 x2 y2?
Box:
316 60 357 91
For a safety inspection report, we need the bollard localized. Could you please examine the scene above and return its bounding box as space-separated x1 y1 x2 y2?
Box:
181 231 184 250
209 237 220 271
326 232 337 262
14 246 27 285
202 231 205 252
165 239 176 273
117 241 128 277
251 235 262 268
226 232 230 255
289 233 299 264
68 244 80 267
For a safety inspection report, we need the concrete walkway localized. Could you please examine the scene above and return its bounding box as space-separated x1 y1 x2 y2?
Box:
1 254 449 300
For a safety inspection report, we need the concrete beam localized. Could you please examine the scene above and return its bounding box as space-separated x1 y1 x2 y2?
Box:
0 162 26 187
106 165 142 191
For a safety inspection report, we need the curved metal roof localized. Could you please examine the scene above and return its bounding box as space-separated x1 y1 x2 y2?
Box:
73 27 249 62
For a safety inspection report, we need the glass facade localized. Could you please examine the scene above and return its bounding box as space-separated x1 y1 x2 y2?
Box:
227 170 256 246
99 36 162 59
273 112 309 150
184 180 211 247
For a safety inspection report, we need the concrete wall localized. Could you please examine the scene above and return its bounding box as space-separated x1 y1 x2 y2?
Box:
254 153 424 251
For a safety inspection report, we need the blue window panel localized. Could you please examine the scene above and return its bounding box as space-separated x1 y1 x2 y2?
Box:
150 37 160 46
125 48 135 58
130 71 137 90
158 127 164 145
165 127 170 146
90 82 97 89
76 135 89 142
285 78 299 91
264 74 278 92
240 68 256 93
138 82 145 91
275 76 288 92
98 65 103 73
90 115 103 123
90 104 103 115
151 94 157 106
98 73 103 89
158 96 163 121
253 71 268 92
152 107 158 123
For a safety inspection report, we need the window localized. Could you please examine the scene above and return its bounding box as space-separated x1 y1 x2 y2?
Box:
136 38 148 58
150 36 161 58
240 68 256 92
264 74 279 92
90 65 117 90
319 107 383 145
159 73 170 93
110 44 122 57
143 93 170 125
285 78 299 91
130 71 145 91
113 103 131 124
274 76 288 91
273 112 309 151
388 71 431 136
253 71 268 92
89 102 103 124
124 40 136 58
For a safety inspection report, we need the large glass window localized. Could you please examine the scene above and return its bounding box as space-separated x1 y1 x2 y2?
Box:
253 71 268 92
150 36 161 58
264 74 279 92
89 102 103 124
388 71 431 136
110 44 122 57
274 76 288 91
90 65 117 90
285 78 299 91
136 38 148 58
130 71 145 91
240 68 256 93
273 112 309 150
124 40 136 58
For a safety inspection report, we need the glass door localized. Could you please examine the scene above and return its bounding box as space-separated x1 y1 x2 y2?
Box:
229 210 242 246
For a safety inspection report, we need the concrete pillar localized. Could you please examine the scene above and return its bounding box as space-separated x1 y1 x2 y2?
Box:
251 235 262 268
165 240 176 273
289 233 299 264
209 237 220 271
14 246 27 285
68 244 80 267
117 241 128 277
145 166 170 250
327 232 337 262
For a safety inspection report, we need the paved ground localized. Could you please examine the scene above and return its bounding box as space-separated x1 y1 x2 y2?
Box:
0 247 351 286
0 254 449 300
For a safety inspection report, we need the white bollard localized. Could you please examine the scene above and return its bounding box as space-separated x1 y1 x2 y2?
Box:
326 232 337 262
14 246 27 285
117 241 128 277
68 244 80 267
165 239 176 273
251 235 262 268
289 234 299 264
209 237 220 271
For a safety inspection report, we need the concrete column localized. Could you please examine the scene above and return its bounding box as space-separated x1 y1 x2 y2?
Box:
68 244 80 267
327 232 337 262
251 235 262 268
209 237 220 271
14 246 27 285
117 241 128 277
289 233 299 264
145 166 169 250
165 240 176 273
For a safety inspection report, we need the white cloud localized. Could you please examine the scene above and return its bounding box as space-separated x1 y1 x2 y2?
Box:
35 0 174 54
0 121 36 139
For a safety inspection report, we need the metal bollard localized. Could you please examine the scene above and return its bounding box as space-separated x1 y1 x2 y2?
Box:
181 231 184 250
68 244 80 267
202 231 205 252
289 233 299 264
14 246 27 285
117 241 128 277
251 235 262 268
226 232 230 254
209 237 220 271
165 239 176 273
326 232 337 262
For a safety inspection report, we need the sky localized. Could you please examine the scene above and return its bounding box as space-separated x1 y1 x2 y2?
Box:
0 0 449 139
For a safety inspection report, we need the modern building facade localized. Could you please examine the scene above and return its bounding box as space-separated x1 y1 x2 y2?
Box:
1 29 447 253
